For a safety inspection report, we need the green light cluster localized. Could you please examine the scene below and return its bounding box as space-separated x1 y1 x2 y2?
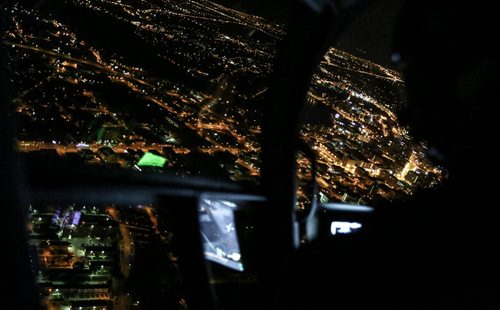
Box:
137 152 168 167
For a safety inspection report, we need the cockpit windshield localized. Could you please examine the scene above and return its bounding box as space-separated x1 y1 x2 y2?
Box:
1 0 443 197
1 0 289 184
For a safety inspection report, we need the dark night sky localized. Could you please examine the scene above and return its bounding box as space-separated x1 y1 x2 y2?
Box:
335 0 405 68
214 0 405 69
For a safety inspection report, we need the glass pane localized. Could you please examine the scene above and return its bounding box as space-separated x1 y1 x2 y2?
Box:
1 0 291 183
27 203 187 309
299 2 446 206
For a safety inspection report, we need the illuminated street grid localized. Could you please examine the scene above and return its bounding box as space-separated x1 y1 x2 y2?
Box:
27 203 185 309
2 0 443 206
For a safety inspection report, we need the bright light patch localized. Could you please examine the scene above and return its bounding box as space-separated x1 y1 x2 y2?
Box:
222 201 237 208
137 152 167 167
76 142 89 148
331 221 362 235
71 211 81 226
322 203 374 213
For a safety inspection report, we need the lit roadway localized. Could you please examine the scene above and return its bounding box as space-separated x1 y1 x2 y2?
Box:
107 207 132 309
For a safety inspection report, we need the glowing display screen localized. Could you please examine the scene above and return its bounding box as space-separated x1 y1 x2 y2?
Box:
198 199 243 271
331 221 362 235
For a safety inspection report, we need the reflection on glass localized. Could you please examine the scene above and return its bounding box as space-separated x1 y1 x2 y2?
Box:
26 203 186 309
